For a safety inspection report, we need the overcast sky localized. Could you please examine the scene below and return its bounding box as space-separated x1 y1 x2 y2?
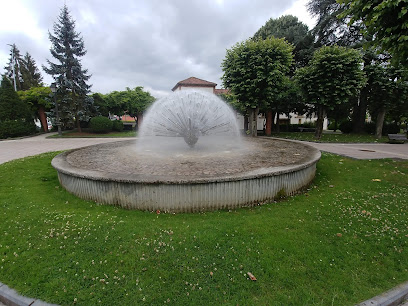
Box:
0 0 315 98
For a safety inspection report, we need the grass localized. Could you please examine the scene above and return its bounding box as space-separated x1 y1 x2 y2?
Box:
47 130 137 138
269 132 389 143
0 153 407 305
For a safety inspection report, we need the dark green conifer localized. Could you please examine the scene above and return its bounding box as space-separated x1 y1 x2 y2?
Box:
43 5 92 131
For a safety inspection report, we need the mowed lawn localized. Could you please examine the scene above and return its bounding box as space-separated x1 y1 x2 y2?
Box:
0 152 407 305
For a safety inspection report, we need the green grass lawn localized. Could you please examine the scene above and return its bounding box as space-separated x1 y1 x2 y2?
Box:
0 153 407 305
269 132 389 143
47 130 137 138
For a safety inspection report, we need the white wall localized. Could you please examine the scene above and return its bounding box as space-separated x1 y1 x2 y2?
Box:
179 86 214 93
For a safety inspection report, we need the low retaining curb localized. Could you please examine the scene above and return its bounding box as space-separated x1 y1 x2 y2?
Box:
357 281 408 306
0 282 58 306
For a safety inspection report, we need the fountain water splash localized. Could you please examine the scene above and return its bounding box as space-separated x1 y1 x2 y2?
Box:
138 90 241 150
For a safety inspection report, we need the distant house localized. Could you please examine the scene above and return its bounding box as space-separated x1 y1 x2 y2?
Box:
172 77 218 93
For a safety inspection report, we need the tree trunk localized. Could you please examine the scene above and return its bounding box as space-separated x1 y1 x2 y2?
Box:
375 107 386 139
314 104 325 139
76 117 82 133
136 113 143 130
38 105 48 133
244 115 249 132
271 111 276 132
248 107 258 137
276 112 280 133
352 87 368 134
265 110 272 136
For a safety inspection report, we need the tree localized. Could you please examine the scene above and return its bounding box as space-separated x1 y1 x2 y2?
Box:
0 76 35 138
104 87 155 129
307 0 364 46
340 0 408 68
221 37 294 136
20 53 43 90
253 15 314 69
4 44 24 91
296 45 365 139
18 87 52 132
43 5 92 132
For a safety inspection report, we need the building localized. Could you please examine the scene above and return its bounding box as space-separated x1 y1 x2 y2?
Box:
171 77 327 131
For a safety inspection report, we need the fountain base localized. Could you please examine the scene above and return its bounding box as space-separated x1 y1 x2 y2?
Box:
52 138 320 212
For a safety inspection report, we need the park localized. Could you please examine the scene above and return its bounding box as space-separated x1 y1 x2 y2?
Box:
1 1 408 305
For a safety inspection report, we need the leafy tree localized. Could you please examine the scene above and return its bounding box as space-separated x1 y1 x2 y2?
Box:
104 87 155 129
296 45 365 139
92 93 109 117
18 87 52 132
366 64 408 137
4 44 24 91
339 0 408 68
253 15 314 69
43 5 92 132
221 37 293 136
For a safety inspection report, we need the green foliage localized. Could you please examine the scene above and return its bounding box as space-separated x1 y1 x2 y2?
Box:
18 87 52 112
112 120 124 132
296 45 365 108
92 93 109 117
90 116 112 133
253 15 314 68
0 119 36 139
0 76 32 122
43 5 93 129
339 120 353 133
221 37 294 111
104 87 155 119
340 0 408 68
4 45 43 91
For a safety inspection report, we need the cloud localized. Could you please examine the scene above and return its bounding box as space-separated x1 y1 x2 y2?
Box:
0 0 313 96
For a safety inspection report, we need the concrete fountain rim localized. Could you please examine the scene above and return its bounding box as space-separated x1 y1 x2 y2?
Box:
51 137 321 185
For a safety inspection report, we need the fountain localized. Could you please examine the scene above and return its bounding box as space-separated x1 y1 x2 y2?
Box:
52 90 320 212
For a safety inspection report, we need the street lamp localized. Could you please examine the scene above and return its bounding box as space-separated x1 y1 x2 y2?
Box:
50 82 62 136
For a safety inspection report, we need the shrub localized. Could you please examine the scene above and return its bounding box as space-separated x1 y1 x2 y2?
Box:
0 119 36 139
339 120 353 134
112 120 124 132
90 116 112 133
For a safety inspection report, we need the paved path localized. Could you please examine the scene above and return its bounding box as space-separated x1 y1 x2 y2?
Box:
304 141 408 160
1 134 408 165
0 133 133 165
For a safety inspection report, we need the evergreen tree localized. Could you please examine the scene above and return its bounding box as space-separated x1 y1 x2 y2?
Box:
43 5 92 132
4 44 24 91
20 52 43 90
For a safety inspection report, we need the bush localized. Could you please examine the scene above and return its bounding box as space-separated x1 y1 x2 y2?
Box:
339 120 353 133
90 116 112 133
112 120 124 132
364 122 400 135
0 119 36 139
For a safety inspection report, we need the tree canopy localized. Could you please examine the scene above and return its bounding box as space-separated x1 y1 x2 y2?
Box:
221 37 293 136
253 15 314 68
339 0 408 68
296 45 365 138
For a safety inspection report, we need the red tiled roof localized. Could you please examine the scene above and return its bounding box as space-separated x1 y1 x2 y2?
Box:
214 88 230 95
172 77 217 91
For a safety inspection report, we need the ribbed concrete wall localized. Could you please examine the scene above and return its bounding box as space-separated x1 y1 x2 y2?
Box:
55 159 318 213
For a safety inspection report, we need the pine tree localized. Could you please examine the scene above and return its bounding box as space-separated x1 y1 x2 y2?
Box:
43 5 92 132
4 44 24 91
20 52 43 90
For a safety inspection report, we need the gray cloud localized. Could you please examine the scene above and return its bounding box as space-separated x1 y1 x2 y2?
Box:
0 0 305 97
